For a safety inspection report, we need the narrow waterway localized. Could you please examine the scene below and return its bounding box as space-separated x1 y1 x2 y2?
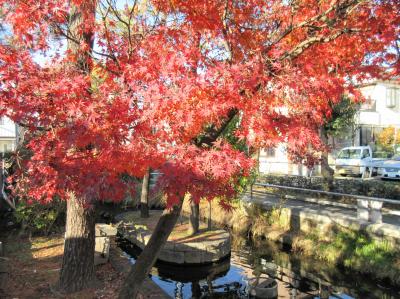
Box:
118 236 400 299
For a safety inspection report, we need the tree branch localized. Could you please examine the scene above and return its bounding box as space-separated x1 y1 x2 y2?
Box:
193 108 238 147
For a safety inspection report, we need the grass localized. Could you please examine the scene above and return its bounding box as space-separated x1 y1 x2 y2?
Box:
292 228 400 285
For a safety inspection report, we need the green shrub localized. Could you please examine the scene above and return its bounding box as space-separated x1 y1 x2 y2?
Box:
14 199 66 235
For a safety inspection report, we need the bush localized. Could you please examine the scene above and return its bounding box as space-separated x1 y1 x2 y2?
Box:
14 199 66 235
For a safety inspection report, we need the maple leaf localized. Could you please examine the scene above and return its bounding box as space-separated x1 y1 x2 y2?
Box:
0 0 398 208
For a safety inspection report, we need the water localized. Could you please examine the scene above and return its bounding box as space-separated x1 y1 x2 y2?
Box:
118 237 400 299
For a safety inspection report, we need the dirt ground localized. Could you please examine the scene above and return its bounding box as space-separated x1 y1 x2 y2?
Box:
0 234 126 299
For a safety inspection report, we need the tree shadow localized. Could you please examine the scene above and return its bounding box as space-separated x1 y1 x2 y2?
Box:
0 235 63 298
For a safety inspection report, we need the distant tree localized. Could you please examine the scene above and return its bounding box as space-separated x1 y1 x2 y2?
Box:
321 96 359 187
377 126 400 154
324 96 359 138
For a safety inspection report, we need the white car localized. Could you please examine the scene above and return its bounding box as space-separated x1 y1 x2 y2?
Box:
335 146 385 177
381 156 400 180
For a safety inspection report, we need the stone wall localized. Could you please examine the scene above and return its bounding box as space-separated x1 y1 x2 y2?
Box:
258 174 400 200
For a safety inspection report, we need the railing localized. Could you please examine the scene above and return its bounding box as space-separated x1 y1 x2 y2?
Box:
250 183 400 224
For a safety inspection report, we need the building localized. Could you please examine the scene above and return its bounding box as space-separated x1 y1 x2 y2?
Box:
259 80 400 175
355 80 400 146
0 116 18 153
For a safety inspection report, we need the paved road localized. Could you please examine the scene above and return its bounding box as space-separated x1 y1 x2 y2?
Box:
244 189 400 227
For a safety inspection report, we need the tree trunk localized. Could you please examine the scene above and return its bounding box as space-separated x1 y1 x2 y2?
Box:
57 1 97 293
58 194 96 293
1 156 15 210
320 128 334 191
140 168 150 218
188 201 200 235
118 201 183 299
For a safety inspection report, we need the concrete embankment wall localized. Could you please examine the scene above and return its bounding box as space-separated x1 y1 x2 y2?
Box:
182 198 400 248
182 197 400 285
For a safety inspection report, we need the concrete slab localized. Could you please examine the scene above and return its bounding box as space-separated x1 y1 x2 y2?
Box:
117 211 231 265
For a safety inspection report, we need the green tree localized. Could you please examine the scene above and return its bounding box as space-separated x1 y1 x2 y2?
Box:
321 96 358 188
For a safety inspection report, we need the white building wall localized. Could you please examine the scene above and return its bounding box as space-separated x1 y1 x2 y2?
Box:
259 145 289 174
358 82 400 127
258 80 400 176
259 144 319 176
0 116 17 153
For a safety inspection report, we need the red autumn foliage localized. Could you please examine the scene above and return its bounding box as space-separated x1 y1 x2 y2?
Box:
0 0 399 206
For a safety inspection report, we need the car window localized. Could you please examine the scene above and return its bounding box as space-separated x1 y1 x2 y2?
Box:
361 149 370 159
338 149 361 159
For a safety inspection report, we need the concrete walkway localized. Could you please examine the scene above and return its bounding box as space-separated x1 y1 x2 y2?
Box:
244 188 400 245
247 189 400 226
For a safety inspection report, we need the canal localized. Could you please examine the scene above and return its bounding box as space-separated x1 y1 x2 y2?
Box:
118 236 400 299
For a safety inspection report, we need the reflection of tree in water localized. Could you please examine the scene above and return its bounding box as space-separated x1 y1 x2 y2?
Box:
174 282 183 299
191 281 201 298
172 280 243 299
200 281 243 298
119 237 400 299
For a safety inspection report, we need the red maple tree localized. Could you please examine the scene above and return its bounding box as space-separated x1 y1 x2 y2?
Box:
0 0 399 296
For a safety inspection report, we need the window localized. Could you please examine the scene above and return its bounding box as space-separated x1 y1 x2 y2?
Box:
361 149 370 159
265 147 276 158
3 144 7 153
386 87 398 108
360 126 383 146
360 96 376 111
338 149 361 159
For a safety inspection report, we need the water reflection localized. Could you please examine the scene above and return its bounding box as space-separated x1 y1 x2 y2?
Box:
118 237 400 299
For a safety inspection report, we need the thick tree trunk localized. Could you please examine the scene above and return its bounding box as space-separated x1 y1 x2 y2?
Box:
188 201 200 235
140 168 150 218
57 1 97 294
118 201 183 299
320 128 334 190
58 195 96 293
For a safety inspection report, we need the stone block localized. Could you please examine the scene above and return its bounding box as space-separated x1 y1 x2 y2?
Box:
94 253 108 266
158 249 185 264
202 249 220 263
357 199 369 222
184 251 202 264
95 236 110 265
369 200 383 224
95 223 118 237
163 241 175 251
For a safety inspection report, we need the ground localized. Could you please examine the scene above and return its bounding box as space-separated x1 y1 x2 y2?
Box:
0 234 125 299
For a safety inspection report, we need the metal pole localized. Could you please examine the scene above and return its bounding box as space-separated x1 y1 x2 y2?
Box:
208 201 212 230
